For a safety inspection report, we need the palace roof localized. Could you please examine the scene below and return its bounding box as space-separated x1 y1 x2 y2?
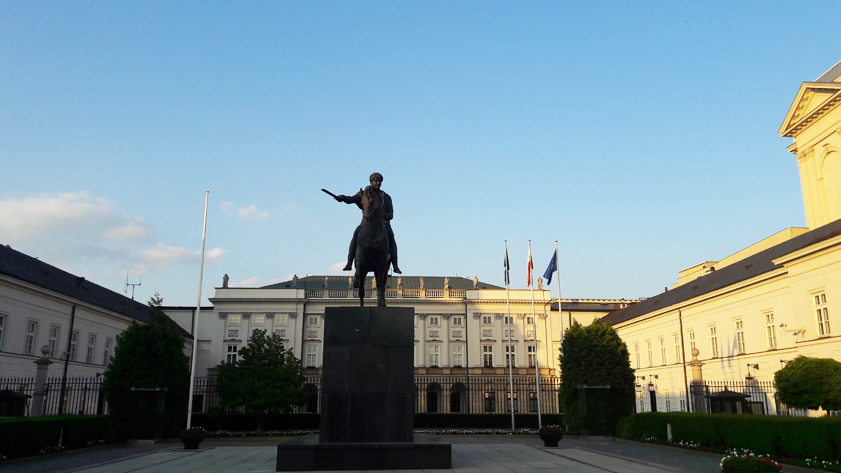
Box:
602 218 841 326
262 275 503 290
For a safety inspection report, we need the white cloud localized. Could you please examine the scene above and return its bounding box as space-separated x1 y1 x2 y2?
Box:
141 244 228 269
327 261 348 274
0 191 152 244
219 201 233 210
238 204 270 220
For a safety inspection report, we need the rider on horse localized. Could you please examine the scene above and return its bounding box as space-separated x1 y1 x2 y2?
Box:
333 172 402 274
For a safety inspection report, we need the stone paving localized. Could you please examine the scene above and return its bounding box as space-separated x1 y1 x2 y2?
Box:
1 435 824 473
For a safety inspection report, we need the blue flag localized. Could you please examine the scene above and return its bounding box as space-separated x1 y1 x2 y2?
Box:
504 248 510 286
543 250 557 285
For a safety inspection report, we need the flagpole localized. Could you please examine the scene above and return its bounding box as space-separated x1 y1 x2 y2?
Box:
556 241 564 350
505 240 515 432
186 191 209 430
529 240 542 427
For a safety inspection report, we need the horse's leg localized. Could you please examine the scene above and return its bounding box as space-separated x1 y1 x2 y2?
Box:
357 268 366 307
376 266 387 307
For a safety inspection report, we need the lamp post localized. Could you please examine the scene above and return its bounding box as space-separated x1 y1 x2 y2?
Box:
746 363 759 381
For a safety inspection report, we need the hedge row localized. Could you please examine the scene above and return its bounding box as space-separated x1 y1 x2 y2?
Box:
189 413 563 431
616 413 841 460
0 416 121 460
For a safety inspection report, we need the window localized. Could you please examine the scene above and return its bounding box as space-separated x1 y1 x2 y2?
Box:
252 315 264 325
25 321 38 355
814 292 831 336
529 391 538 412
527 345 536 368
276 314 288 325
640 400 646 413
505 345 515 367
765 313 777 349
103 338 112 365
709 326 719 358
503 316 514 325
679 391 686 412
0 314 5 350
428 345 439 366
506 391 518 413
484 390 496 412
673 335 682 363
452 345 463 366
688 331 696 350
70 331 79 361
308 316 319 327
482 315 492 325
86 334 97 363
646 341 652 367
49 325 61 358
451 316 462 326
526 316 534 325
735 320 745 354
665 391 671 412
483 345 493 367
306 345 318 367
429 316 439 326
659 338 666 365
226 344 238 363
634 343 640 368
228 315 241 325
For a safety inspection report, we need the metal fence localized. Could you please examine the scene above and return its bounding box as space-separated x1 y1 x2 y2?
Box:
0 376 107 417
191 375 562 417
688 380 807 416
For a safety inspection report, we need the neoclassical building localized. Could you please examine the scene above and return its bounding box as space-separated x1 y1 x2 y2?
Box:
604 60 841 415
174 275 628 413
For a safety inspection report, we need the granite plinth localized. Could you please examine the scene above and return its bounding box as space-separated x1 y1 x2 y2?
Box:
276 307 451 471
276 435 452 471
319 306 414 444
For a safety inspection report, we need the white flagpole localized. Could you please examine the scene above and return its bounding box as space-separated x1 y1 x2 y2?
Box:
556 241 564 351
186 191 209 430
505 240 515 432
529 241 542 427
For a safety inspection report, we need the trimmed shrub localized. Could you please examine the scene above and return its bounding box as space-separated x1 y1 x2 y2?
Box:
616 412 841 460
0 415 120 460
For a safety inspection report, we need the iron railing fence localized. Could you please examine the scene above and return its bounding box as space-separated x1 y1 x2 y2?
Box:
0 376 107 417
688 380 807 416
191 375 561 417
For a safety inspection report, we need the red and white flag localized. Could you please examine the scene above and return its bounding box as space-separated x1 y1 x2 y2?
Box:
527 246 534 287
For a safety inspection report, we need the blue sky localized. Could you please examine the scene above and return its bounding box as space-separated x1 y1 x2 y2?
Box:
1 1 839 305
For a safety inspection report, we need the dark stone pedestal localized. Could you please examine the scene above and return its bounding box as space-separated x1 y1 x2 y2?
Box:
276 307 451 471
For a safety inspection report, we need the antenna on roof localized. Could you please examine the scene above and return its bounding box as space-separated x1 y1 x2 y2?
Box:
125 271 141 300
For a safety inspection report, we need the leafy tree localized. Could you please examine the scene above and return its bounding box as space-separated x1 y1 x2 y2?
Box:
102 293 190 437
775 356 841 412
215 329 307 435
559 320 635 434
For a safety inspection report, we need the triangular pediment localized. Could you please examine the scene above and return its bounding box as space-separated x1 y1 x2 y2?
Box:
779 82 841 137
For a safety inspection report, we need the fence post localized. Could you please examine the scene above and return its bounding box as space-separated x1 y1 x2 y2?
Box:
31 346 53 417
688 348 706 413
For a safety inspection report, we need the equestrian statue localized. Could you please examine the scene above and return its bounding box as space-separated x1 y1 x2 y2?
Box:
323 172 401 307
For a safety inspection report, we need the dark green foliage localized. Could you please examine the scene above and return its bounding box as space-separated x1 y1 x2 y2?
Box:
0 415 120 460
616 412 841 460
102 294 190 437
775 356 841 411
215 329 307 435
559 320 635 434
191 413 320 431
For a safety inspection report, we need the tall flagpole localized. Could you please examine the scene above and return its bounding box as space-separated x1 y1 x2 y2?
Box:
505 240 515 432
529 240 542 427
556 241 564 350
186 191 209 430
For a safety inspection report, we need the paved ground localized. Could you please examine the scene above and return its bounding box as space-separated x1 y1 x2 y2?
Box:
1 435 823 473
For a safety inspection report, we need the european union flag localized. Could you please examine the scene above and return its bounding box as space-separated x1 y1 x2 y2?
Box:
543 250 557 285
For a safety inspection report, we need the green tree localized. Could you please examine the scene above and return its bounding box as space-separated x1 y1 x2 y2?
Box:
559 320 635 435
775 356 841 412
102 293 190 437
215 329 307 435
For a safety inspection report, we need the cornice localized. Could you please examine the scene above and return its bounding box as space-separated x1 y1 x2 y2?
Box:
772 234 841 266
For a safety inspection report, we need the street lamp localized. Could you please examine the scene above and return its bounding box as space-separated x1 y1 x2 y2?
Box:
746 363 759 381
648 374 658 392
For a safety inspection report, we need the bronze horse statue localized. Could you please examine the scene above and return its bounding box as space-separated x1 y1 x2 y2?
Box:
354 186 390 307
